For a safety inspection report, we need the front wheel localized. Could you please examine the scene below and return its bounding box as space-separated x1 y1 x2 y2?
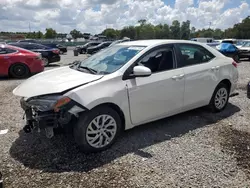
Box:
74 106 122 153
233 54 240 63
42 57 49 66
209 83 229 113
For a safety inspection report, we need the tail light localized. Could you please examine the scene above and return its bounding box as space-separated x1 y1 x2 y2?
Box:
52 49 59 54
232 61 238 68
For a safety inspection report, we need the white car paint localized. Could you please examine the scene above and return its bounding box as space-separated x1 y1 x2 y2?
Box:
13 40 239 130
239 46 250 51
13 66 103 98
126 68 185 125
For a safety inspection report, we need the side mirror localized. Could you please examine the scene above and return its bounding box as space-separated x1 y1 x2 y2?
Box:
133 65 151 77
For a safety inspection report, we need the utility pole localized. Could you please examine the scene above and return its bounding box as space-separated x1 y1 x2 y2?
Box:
29 22 31 33
209 22 211 29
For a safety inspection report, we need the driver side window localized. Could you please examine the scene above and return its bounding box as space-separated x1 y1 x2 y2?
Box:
138 48 174 73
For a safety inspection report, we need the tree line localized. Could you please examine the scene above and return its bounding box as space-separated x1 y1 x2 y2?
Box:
1 16 250 40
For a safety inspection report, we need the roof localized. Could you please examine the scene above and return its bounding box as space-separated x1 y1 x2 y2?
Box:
119 39 205 47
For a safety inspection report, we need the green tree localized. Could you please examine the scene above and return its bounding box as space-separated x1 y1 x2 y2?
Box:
190 27 196 38
44 28 57 39
102 28 118 39
70 29 83 39
36 31 43 39
120 26 136 39
138 19 147 26
138 24 155 39
213 29 223 39
155 24 165 39
170 20 181 39
180 20 190 39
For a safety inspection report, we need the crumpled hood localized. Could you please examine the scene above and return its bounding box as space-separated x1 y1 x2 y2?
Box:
13 66 103 98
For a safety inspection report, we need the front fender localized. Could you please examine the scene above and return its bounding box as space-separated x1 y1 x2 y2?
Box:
65 77 134 130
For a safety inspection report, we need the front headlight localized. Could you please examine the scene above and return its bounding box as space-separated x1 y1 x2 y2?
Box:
27 95 71 112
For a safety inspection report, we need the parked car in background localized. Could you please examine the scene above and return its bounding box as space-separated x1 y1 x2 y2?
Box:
109 38 131 47
216 43 240 62
190 37 214 43
0 44 44 78
17 39 38 43
8 42 60 66
75 42 101 54
86 41 112 54
42 43 67 54
13 40 238 153
239 41 250 60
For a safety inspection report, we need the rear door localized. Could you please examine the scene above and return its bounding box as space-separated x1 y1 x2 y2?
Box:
175 43 219 110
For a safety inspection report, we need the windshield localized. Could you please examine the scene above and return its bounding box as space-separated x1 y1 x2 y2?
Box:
96 43 104 47
83 42 92 47
242 42 250 47
76 45 145 75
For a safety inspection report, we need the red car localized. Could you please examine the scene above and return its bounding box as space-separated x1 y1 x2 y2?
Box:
0 44 44 78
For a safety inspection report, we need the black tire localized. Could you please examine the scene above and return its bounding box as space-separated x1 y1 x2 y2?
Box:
209 83 230 113
234 54 240 63
42 57 49 66
9 63 30 78
74 106 122 153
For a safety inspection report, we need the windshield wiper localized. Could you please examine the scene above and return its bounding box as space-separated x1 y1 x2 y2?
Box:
78 66 98 74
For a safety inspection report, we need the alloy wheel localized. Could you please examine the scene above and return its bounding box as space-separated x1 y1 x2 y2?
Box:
86 115 117 148
42 58 49 66
214 88 228 110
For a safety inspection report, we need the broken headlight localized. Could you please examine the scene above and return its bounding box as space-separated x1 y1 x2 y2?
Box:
24 95 71 112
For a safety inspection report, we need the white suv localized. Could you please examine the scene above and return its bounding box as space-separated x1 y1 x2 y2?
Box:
13 40 239 153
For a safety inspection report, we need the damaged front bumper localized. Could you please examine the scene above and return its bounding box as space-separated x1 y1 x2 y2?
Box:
20 95 86 138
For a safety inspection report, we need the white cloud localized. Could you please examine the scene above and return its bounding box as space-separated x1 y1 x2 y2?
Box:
0 0 249 34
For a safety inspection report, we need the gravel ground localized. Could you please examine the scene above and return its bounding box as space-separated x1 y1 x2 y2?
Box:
0 57 250 188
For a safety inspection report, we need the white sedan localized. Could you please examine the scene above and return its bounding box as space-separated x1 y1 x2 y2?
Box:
13 40 239 153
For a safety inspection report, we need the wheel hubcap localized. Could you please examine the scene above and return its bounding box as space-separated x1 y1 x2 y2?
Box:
215 88 228 109
14 66 24 76
42 58 48 66
86 115 117 148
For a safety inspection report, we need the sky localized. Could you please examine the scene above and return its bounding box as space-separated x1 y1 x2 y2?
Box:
0 0 249 34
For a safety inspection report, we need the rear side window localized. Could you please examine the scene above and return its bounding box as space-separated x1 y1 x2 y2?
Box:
177 44 215 68
0 48 17 54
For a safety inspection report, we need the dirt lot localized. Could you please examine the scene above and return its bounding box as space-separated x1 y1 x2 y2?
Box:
1 52 250 188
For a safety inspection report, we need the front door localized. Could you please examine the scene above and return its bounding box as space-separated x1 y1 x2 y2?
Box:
126 45 185 125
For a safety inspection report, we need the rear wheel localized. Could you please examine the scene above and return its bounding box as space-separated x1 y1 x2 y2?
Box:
9 63 30 78
74 106 122 153
209 83 229 113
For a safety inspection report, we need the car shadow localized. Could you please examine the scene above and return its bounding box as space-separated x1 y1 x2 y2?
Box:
9 103 240 173
46 64 60 67
0 76 26 81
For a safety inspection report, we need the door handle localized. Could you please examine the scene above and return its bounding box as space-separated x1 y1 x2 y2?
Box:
215 66 220 70
211 67 216 70
178 74 185 79
172 75 178 80
172 74 185 80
